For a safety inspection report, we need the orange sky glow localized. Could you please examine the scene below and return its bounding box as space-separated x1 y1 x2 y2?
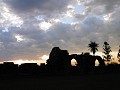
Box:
0 51 119 66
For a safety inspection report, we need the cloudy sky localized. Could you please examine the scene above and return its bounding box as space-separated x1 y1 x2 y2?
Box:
0 0 120 63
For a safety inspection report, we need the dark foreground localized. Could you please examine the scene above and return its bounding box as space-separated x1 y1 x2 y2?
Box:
0 73 120 90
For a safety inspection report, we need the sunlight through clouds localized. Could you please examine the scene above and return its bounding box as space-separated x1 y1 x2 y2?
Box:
15 34 24 42
1 7 23 28
103 14 111 21
39 21 52 31
67 5 74 9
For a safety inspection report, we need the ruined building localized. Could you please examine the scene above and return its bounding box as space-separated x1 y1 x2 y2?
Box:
46 47 105 73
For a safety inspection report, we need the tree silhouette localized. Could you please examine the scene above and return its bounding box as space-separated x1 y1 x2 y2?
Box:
103 42 112 62
88 41 99 55
117 45 120 62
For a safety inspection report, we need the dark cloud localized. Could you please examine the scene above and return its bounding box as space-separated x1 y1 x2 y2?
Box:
3 0 74 18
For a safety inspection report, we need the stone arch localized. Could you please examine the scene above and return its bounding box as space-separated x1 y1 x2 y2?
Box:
68 53 105 72
94 56 105 67
68 54 78 66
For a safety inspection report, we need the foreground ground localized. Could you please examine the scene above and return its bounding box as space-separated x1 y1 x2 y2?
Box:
0 73 120 90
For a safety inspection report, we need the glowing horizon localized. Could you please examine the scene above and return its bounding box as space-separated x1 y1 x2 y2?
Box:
0 51 119 66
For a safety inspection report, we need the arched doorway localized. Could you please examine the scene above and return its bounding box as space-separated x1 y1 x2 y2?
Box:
95 60 100 66
71 59 77 66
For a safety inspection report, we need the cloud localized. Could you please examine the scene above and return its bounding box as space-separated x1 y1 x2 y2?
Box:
3 0 76 18
83 0 120 14
0 15 120 61
0 0 120 62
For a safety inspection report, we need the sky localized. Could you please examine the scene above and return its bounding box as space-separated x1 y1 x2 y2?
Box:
0 0 120 64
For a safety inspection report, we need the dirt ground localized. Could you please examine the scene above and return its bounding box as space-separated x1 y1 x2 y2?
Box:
0 73 120 90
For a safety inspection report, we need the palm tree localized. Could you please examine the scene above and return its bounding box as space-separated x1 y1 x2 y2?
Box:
88 41 99 55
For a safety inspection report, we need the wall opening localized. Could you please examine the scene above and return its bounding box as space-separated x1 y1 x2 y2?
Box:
95 60 100 66
71 59 77 66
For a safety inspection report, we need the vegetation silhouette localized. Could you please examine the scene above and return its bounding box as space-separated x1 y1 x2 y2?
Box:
88 41 99 55
117 45 120 62
103 42 112 62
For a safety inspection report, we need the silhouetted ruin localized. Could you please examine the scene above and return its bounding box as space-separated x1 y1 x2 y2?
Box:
46 47 71 73
0 47 120 76
46 47 105 74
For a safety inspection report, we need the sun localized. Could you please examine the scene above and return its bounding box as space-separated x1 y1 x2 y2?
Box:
1 6 23 27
